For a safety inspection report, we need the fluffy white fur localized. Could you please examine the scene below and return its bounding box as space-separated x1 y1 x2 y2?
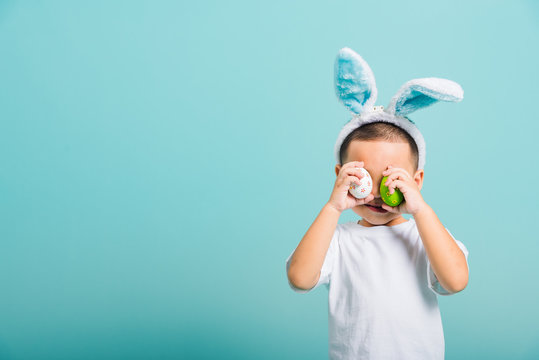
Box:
333 48 464 171
386 78 464 116
334 110 427 170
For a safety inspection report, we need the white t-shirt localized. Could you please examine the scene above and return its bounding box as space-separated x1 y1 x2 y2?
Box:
285 218 469 359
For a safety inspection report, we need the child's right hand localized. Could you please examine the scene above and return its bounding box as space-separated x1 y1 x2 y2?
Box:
327 161 375 213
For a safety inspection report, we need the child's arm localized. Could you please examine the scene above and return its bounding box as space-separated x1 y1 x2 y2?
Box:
287 203 341 290
380 165 469 294
414 204 469 293
287 161 374 290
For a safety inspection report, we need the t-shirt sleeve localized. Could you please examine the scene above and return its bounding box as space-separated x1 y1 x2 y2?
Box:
427 227 469 296
285 225 340 294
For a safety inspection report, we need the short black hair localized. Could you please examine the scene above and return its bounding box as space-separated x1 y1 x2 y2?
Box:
339 121 419 171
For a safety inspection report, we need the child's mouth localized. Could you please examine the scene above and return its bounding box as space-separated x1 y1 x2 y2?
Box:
365 204 388 213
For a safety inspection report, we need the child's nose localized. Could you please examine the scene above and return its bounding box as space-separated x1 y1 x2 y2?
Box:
371 177 382 198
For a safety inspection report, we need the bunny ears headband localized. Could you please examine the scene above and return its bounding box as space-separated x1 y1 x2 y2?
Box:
333 47 464 170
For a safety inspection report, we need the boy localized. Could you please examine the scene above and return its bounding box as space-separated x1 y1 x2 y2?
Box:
285 48 469 359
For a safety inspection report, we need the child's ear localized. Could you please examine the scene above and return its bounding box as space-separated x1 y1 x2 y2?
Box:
414 169 425 191
335 164 342 177
334 48 378 115
386 78 463 117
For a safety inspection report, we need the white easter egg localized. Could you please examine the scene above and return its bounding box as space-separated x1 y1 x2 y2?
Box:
348 167 373 199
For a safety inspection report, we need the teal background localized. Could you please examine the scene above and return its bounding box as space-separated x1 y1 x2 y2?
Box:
0 0 538 359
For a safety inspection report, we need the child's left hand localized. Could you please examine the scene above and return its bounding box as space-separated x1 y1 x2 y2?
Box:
380 165 428 215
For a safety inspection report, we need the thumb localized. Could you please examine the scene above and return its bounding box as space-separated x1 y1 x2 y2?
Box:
358 193 373 205
356 197 367 205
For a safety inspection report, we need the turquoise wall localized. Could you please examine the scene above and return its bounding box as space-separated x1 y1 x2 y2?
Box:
0 1 537 359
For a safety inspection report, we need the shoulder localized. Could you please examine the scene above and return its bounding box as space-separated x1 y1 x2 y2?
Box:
335 221 355 237
331 222 354 244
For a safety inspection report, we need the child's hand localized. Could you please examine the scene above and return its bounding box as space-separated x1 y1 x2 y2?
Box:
380 165 427 215
327 161 375 213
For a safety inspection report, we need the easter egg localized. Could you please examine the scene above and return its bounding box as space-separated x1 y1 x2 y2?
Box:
349 167 373 199
380 175 404 207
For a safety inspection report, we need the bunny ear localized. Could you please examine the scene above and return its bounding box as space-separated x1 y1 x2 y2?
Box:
334 47 377 115
387 78 463 117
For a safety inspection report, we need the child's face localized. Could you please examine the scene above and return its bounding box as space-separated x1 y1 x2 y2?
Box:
335 139 424 227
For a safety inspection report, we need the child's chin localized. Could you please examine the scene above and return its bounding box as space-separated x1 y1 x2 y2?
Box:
359 209 398 222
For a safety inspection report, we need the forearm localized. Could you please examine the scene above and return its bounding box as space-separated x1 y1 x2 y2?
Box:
288 203 341 289
413 203 469 293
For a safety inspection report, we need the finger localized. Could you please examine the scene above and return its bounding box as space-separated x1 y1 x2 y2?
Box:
344 160 364 167
339 167 365 185
356 193 374 205
342 161 364 172
345 176 362 187
344 167 366 180
382 165 394 175
383 170 411 187
384 167 410 179
382 167 411 179
338 161 364 176
383 173 399 187
388 179 408 194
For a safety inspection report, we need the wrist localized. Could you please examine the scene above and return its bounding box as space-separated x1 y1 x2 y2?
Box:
325 202 343 215
412 201 431 217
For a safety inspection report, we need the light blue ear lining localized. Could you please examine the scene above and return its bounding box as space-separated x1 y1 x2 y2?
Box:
386 78 464 117
334 47 377 115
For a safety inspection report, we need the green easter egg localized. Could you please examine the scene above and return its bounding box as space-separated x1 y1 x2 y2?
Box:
380 175 404 207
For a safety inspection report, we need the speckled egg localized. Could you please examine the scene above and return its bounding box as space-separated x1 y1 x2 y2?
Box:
349 167 373 199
